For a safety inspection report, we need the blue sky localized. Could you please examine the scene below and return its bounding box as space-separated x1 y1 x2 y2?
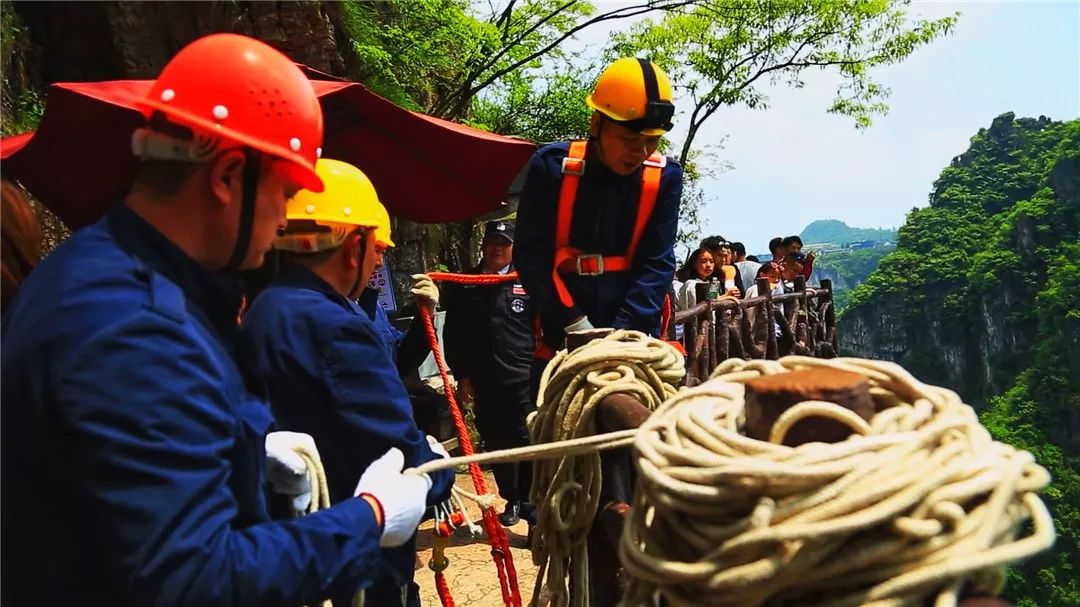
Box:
566 1 1080 254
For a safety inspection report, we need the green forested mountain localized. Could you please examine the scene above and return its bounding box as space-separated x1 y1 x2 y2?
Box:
810 245 896 312
800 219 897 245
841 113 1080 606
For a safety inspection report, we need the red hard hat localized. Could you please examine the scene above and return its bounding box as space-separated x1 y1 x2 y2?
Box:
138 33 324 192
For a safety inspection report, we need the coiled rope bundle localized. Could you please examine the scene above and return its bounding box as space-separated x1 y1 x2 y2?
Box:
619 356 1055 607
528 330 685 607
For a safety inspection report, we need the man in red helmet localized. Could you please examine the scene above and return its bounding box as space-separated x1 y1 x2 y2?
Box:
1 34 429 606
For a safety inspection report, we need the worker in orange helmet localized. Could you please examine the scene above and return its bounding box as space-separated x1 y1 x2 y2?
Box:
1 33 429 606
514 57 684 387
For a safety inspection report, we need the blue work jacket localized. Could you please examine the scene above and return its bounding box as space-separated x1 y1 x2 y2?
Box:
513 140 683 348
0 205 382 606
238 263 454 591
356 288 430 378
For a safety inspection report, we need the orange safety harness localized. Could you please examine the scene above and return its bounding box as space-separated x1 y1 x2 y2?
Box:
532 140 666 360
551 140 665 308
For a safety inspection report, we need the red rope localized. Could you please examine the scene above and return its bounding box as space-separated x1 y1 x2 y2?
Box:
421 270 523 607
435 572 456 607
427 271 519 285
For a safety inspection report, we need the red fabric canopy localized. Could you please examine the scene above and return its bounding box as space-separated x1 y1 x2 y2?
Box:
1 76 534 228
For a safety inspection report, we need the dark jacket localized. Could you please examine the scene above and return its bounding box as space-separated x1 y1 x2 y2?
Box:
238 263 455 593
1 205 382 606
442 266 534 387
514 141 683 348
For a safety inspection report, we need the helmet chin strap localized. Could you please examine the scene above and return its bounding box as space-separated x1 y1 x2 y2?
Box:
225 148 262 271
347 229 370 300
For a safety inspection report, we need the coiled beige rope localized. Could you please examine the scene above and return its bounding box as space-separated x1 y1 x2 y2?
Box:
618 356 1055 607
292 444 331 515
527 330 685 607
289 444 343 607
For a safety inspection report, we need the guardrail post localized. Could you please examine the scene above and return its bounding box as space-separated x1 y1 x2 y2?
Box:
760 278 778 360
820 278 839 354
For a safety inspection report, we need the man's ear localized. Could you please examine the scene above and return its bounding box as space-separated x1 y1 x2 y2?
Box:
207 149 247 208
343 230 364 269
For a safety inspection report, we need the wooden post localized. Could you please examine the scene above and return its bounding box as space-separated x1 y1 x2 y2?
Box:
787 275 803 327
743 368 877 446
716 309 731 362
698 319 712 380
760 278 778 360
727 324 745 359
820 278 838 353
739 309 762 359
706 301 718 373
684 315 698 386
589 392 653 607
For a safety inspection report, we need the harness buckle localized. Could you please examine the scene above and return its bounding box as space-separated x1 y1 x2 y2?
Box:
561 156 586 176
576 254 604 276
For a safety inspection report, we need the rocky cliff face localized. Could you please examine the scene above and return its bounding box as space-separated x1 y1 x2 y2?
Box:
839 115 1080 606
840 113 1078 404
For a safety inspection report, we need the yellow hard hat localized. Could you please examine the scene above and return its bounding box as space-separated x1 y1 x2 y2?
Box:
586 58 675 136
276 159 383 253
373 200 395 248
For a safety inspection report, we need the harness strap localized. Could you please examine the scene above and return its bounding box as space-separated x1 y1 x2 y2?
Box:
225 148 261 270
551 141 665 308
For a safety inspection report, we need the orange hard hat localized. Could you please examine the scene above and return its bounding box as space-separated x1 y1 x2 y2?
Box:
137 33 324 192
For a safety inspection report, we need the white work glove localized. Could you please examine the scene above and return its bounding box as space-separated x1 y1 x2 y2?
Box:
564 316 594 334
265 431 316 512
411 274 440 310
426 434 450 460
354 448 432 548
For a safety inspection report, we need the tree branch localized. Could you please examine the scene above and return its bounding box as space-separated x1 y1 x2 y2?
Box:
433 0 703 118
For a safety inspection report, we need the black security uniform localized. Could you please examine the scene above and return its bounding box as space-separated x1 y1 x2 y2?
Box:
442 223 536 517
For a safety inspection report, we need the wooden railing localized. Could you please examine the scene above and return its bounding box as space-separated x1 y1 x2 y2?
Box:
671 277 839 385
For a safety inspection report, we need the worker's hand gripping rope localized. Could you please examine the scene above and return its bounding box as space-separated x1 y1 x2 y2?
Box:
354 448 432 548
265 431 321 513
411 274 440 311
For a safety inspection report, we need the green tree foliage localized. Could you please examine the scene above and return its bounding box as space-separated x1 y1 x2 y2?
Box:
337 0 505 112
338 0 703 120
981 241 1080 606
1 7 43 135
607 0 956 164
844 114 1080 605
467 59 595 142
800 219 897 245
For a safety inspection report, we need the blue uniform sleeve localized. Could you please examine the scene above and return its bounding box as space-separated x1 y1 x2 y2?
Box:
56 318 383 607
613 162 683 332
325 321 455 504
514 151 585 329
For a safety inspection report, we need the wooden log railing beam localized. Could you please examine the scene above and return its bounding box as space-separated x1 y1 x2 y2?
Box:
588 391 653 607
670 280 835 374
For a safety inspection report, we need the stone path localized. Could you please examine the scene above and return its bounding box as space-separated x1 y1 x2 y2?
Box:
414 471 548 607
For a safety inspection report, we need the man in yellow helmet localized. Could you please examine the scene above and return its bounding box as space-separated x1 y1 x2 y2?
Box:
514 57 684 371
238 159 454 607
359 204 440 378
